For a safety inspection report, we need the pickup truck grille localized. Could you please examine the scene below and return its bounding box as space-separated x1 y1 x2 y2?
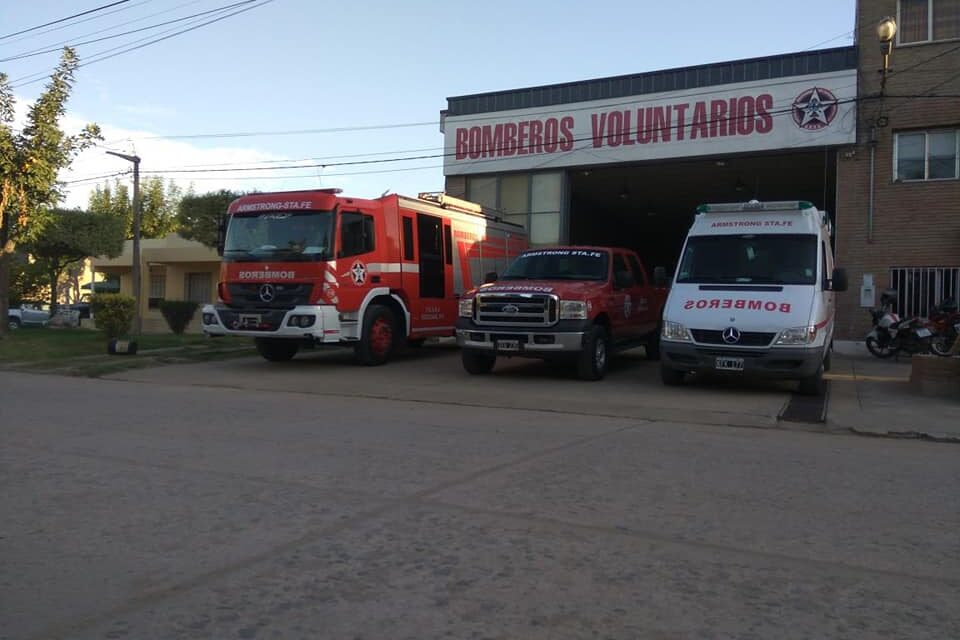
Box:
474 293 558 326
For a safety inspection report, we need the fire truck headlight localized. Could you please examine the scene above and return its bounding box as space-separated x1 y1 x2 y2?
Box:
559 300 588 320
662 321 693 342
775 325 817 345
458 298 475 318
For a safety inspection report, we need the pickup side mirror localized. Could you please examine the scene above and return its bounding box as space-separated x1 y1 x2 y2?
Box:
216 215 226 257
653 266 669 287
830 267 848 292
614 270 635 289
484 271 498 284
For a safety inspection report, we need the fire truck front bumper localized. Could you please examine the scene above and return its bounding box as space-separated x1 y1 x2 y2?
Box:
201 304 341 342
455 319 591 354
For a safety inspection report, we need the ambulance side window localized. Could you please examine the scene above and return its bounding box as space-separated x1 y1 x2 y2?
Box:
402 217 414 260
340 212 375 258
821 241 828 290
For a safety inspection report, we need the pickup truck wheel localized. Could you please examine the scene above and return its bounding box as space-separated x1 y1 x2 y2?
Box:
255 338 299 362
355 304 398 366
797 365 826 396
660 363 685 386
462 349 496 375
8 316 21 330
577 326 609 381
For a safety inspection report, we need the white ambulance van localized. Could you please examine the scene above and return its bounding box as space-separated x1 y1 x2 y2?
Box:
659 200 848 395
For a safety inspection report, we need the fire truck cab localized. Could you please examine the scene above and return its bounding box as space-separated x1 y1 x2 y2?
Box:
202 189 527 364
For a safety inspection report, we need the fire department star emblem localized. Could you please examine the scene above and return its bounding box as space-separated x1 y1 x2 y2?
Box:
350 261 367 285
792 87 839 130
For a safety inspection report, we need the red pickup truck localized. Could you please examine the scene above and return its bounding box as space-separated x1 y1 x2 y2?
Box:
455 246 668 380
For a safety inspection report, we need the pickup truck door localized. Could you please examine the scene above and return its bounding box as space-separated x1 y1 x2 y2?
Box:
626 252 657 337
609 252 632 339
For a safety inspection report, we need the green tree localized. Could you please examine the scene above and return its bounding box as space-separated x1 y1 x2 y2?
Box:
24 208 125 313
88 176 182 239
8 251 48 306
0 47 100 337
176 189 242 248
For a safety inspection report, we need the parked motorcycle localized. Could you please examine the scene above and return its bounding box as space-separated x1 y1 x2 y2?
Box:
927 298 960 357
865 289 933 359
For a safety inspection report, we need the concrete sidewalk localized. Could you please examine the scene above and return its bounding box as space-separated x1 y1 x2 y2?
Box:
827 349 960 442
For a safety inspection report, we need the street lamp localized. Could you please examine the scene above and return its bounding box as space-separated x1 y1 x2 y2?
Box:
105 150 142 335
877 16 897 94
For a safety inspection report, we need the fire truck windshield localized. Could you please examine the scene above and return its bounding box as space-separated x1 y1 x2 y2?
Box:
223 211 334 262
676 234 818 285
501 249 609 281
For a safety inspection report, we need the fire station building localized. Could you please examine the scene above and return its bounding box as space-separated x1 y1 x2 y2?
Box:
440 0 959 341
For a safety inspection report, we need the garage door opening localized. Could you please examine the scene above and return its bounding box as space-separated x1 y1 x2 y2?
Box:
568 149 837 274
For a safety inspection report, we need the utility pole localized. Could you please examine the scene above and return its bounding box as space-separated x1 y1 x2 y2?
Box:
105 151 142 335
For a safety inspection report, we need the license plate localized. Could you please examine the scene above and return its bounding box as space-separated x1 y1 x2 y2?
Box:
715 356 744 371
915 327 932 338
496 339 520 352
239 314 262 328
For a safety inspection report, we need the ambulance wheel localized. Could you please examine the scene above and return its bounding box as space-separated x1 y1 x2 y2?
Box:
355 304 398 366
462 349 496 375
255 338 299 362
577 326 609 381
646 331 661 361
660 364 685 386
797 365 826 397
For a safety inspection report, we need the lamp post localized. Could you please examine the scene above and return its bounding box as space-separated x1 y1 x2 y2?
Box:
877 16 897 95
105 150 142 335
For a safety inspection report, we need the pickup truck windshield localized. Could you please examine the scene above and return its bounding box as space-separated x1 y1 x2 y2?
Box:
501 249 609 281
676 234 817 285
223 211 334 262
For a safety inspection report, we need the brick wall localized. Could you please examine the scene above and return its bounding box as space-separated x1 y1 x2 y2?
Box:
835 0 960 339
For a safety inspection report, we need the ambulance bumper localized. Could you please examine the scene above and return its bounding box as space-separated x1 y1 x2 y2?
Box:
201 304 341 342
661 341 825 379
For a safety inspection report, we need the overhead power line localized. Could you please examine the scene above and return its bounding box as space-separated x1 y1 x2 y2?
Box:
9 0 275 89
0 0 258 63
0 1 131 41
0 0 154 47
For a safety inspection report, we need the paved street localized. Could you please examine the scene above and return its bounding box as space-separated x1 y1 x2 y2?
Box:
1 347 958 639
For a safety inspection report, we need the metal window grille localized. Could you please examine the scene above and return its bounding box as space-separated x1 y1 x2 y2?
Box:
888 267 960 317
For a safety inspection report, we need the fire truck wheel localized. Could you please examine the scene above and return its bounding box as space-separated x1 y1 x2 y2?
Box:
355 304 398 366
462 349 496 374
577 326 609 381
255 338 299 362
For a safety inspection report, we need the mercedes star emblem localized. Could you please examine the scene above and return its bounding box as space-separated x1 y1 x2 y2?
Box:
722 326 741 344
259 283 276 302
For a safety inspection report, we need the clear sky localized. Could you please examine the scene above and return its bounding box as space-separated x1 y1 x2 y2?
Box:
1 0 857 209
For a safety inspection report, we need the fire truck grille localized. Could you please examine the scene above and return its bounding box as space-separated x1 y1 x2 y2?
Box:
474 293 558 326
227 283 314 309
690 329 776 347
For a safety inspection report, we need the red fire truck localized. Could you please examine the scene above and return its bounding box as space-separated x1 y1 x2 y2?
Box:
201 189 527 364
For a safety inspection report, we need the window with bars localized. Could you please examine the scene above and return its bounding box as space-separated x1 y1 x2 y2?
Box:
889 267 960 317
185 272 212 303
894 129 959 181
148 271 166 309
898 0 960 44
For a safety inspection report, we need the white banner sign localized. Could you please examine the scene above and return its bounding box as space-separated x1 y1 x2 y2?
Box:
443 70 857 175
